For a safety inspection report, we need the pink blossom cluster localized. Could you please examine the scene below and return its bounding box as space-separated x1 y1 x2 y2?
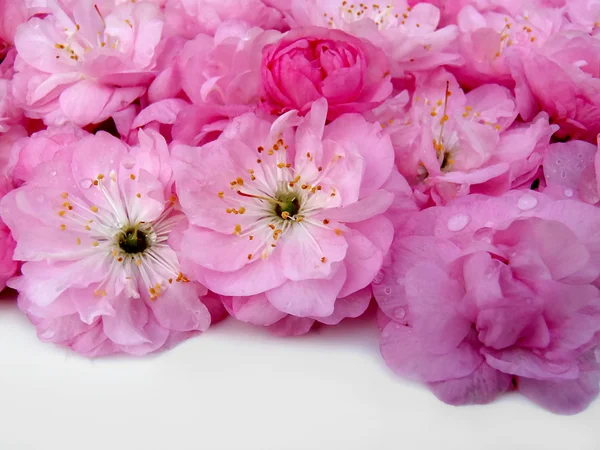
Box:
0 0 599 414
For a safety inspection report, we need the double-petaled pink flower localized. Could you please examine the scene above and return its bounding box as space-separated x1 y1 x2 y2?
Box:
12 0 164 127
171 99 409 334
375 191 600 414
0 129 224 356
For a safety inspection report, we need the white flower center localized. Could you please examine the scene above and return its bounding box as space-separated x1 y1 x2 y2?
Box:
58 170 188 300
218 136 344 263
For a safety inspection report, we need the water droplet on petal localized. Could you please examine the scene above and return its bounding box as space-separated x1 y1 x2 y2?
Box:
447 214 470 231
384 287 392 295
79 178 93 189
560 169 567 179
50 170 57 176
121 158 135 169
372 270 384 285
484 221 494 228
578 153 584 160
564 188 574 198
394 307 406 319
576 163 584 171
555 158 562 165
517 194 538 210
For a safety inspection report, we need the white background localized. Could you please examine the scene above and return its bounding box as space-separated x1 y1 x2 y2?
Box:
1 291 599 450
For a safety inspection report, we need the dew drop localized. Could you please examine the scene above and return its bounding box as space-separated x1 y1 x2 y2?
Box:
447 214 470 231
121 158 135 169
79 178 93 189
578 153 584 160
560 169 567 179
372 270 384 285
517 194 538 210
384 287 392 295
555 158 562 165
394 307 406 319
564 188 574 197
50 170 57 176
576 163 584 171
547 362 565 373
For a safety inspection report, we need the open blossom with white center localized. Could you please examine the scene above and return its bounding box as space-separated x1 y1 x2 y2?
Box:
289 0 460 75
172 99 410 335
11 0 164 127
0 130 223 357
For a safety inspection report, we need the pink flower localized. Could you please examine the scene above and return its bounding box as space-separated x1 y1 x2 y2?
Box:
0 0 27 48
260 26 392 119
178 23 281 108
376 69 556 204
163 0 285 39
452 3 563 88
171 99 403 334
375 191 600 414
0 49 24 134
0 175 16 292
514 30 600 141
0 130 224 356
543 139 600 205
12 0 164 127
8 124 88 185
566 0 600 36
289 0 460 76
0 128 20 292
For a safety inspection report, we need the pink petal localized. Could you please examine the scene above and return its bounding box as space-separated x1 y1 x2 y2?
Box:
59 81 113 126
380 322 483 383
265 264 347 317
428 363 512 406
267 315 315 336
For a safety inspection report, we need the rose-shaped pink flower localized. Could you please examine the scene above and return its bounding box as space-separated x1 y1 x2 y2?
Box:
260 27 392 119
374 191 600 414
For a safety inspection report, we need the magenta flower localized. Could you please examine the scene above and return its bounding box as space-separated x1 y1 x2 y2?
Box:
172 99 404 334
0 130 224 356
12 0 164 127
375 191 600 414
260 26 393 119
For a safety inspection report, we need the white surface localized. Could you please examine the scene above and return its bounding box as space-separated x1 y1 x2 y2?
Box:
0 291 599 450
